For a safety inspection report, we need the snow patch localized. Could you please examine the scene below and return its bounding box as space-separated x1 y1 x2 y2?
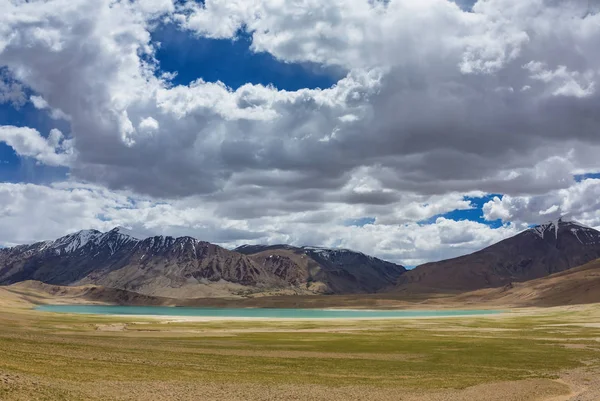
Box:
52 230 102 254
530 219 560 239
301 246 374 260
570 228 584 244
529 218 600 244
37 240 54 252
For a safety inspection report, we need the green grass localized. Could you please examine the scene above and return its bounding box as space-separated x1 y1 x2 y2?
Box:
0 307 599 399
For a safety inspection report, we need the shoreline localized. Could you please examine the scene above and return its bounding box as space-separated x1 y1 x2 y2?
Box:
33 304 509 322
110 312 509 322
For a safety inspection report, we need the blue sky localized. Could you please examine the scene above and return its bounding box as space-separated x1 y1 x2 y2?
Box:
453 0 477 11
419 195 504 228
575 173 600 182
0 101 69 184
344 194 505 229
153 24 342 90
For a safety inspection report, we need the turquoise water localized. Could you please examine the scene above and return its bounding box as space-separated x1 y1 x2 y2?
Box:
36 305 501 319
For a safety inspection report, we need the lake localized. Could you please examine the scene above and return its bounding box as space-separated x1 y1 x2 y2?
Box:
36 305 502 319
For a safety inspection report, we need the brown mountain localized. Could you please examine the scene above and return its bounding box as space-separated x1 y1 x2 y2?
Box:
396 219 600 293
5 257 600 309
235 244 406 293
0 228 285 298
456 257 600 307
0 229 405 297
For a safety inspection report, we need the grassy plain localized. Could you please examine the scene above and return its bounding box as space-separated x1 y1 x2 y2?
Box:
1 288 600 400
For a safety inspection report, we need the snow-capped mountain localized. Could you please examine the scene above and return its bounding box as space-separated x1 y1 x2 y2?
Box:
0 228 282 297
0 230 405 296
397 218 600 293
528 218 600 245
51 228 140 256
236 244 376 260
4 219 598 298
6 228 140 259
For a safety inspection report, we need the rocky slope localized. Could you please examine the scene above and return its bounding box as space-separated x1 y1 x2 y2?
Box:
455 257 600 307
0 228 285 297
235 244 406 293
396 219 600 293
0 229 405 297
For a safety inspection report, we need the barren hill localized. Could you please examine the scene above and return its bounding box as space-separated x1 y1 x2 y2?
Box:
236 244 406 293
396 219 600 293
456 257 600 307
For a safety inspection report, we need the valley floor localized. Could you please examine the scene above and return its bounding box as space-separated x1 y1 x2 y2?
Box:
1 287 600 400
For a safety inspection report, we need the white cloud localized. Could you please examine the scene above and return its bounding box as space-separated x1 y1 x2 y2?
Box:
0 181 520 266
483 178 600 228
30 95 70 120
0 0 598 201
30 95 48 109
523 62 596 98
138 116 160 133
0 126 73 166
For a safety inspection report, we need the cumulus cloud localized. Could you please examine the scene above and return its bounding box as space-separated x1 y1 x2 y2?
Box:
0 0 600 263
483 178 600 228
0 0 597 200
0 126 73 166
0 182 519 265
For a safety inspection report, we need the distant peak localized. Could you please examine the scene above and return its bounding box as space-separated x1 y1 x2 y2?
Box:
530 219 561 239
109 226 153 240
52 229 104 254
301 246 374 260
59 229 102 240
302 246 353 253
528 217 598 240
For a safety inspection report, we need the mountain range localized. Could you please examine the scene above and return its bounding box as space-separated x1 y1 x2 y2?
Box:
1 218 600 301
0 228 405 297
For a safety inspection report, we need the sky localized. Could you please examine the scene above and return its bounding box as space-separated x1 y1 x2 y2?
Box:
1 0 600 266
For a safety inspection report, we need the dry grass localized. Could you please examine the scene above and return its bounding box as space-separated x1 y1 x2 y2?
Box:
1 288 600 400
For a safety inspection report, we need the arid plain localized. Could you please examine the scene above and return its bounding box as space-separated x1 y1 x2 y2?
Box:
1 283 600 401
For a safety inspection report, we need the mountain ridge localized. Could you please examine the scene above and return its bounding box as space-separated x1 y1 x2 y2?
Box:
0 228 405 297
3 218 600 299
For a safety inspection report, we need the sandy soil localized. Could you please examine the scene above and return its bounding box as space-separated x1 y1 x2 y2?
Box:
557 366 600 401
105 311 508 322
3 368 599 401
